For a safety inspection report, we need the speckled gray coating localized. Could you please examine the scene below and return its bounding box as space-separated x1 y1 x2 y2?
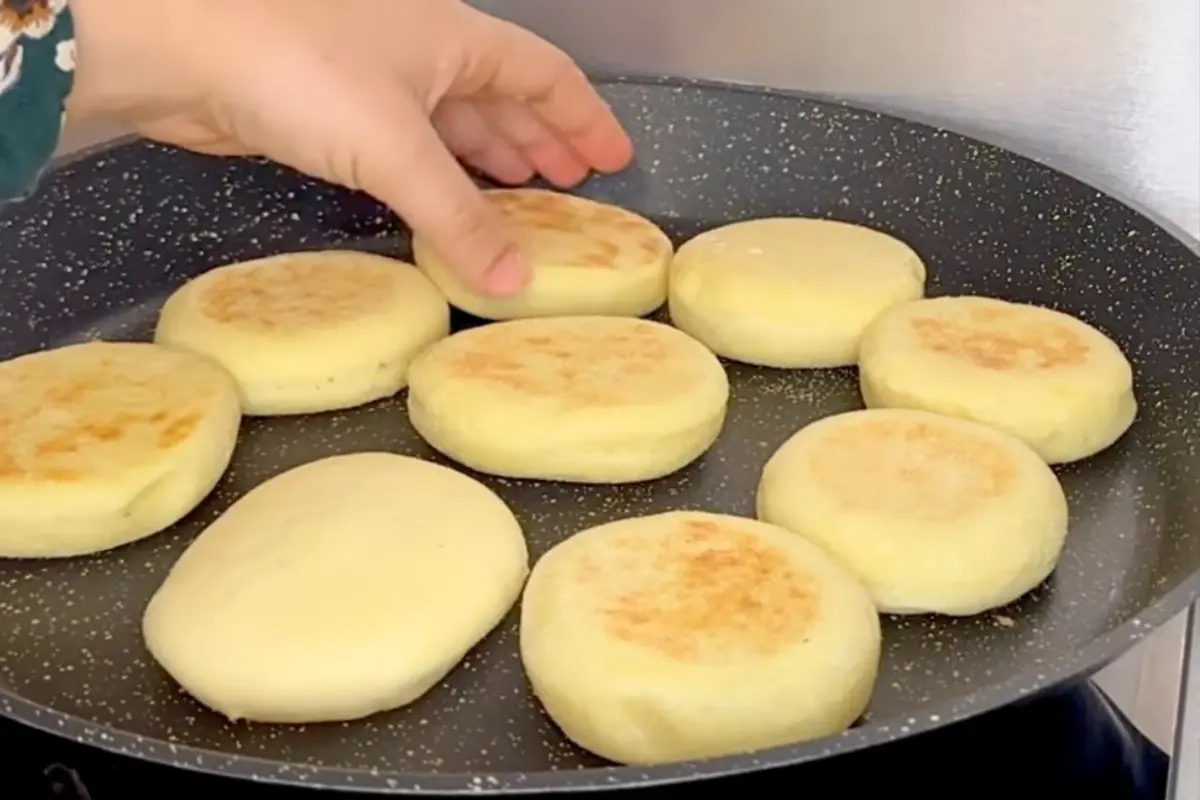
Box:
1 75 1199 794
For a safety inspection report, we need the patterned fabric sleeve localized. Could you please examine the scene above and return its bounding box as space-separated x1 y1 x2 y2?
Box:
0 0 75 203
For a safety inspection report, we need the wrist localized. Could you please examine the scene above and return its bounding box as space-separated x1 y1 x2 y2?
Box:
64 0 191 124
62 0 116 122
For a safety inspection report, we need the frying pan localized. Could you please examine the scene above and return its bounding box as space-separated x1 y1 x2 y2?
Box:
1 74 1199 795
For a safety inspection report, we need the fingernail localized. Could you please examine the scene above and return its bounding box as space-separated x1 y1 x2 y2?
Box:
480 249 530 297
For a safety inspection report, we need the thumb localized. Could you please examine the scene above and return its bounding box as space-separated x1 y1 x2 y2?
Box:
355 96 529 296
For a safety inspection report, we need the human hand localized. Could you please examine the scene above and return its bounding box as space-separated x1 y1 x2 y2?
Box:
67 0 634 295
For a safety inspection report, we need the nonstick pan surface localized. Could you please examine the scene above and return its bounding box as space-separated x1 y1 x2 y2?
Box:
2 75 1200 794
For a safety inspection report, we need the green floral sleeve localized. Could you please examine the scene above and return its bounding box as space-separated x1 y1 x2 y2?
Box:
0 0 74 203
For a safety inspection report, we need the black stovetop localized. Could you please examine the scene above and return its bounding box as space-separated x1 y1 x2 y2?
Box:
3 682 1170 799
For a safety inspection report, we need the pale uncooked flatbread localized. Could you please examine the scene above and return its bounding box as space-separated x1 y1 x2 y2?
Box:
858 295 1136 463
143 452 528 724
669 218 925 367
520 510 880 765
406 317 729 483
757 408 1070 616
0 341 241 558
155 250 449 416
412 189 673 320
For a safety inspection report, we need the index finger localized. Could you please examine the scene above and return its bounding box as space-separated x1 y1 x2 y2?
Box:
466 15 634 174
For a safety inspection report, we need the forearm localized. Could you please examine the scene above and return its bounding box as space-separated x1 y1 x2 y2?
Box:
0 0 75 202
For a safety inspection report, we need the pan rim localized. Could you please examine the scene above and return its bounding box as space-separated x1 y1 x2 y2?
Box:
39 72 1200 257
2 71 1198 793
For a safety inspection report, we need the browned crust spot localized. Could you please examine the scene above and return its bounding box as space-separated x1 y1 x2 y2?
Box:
910 304 1090 371
585 517 820 663
0 348 210 483
196 255 397 329
485 190 670 270
441 320 676 407
809 417 1017 518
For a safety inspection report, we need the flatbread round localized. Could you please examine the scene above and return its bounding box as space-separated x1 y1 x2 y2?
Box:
858 295 1136 463
406 317 729 483
413 189 673 320
669 218 925 367
757 408 1070 615
143 453 528 724
155 250 449 416
520 510 881 765
0 341 241 558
